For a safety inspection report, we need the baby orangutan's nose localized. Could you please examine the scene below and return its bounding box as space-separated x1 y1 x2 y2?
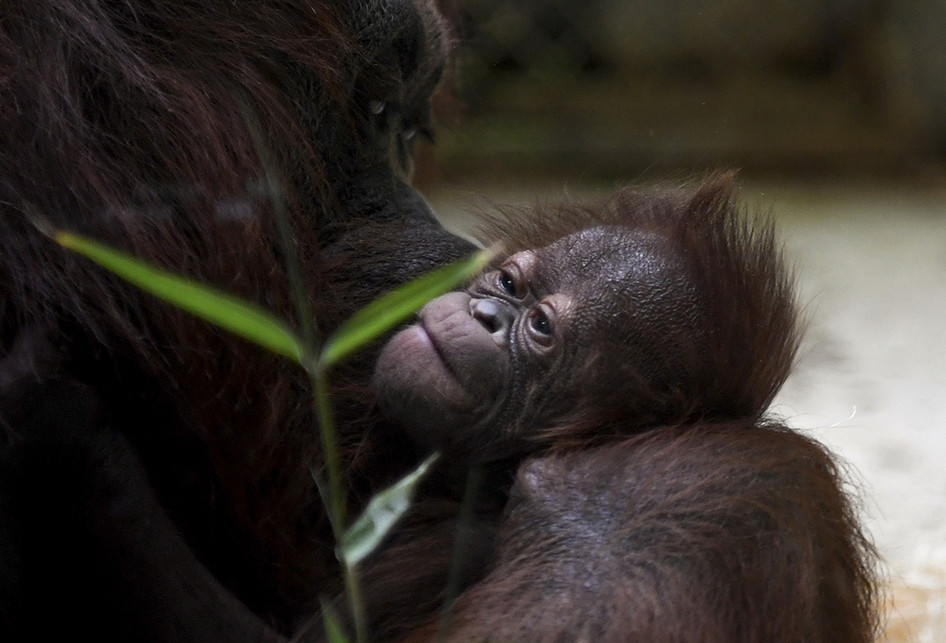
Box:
470 297 517 346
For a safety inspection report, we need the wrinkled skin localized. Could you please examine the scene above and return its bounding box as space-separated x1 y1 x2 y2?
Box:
375 226 702 460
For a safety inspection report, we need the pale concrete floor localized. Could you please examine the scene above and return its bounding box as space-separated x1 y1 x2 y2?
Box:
764 180 946 641
427 176 946 640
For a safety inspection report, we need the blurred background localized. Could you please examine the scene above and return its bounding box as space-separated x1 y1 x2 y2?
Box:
421 0 946 181
420 1 946 640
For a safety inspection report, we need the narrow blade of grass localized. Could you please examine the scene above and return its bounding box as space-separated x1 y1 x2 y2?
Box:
339 453 439 567
320 250 492 368
55 231 304 363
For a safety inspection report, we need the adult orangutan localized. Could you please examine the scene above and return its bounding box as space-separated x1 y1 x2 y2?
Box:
0 0 470 637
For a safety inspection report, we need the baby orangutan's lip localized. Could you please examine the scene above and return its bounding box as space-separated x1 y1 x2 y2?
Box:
418 318 457 379
407 322 475 410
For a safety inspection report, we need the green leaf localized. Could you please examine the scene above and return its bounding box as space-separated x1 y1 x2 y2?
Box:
55 231 305 363
339 453 439 567
320 250 492 367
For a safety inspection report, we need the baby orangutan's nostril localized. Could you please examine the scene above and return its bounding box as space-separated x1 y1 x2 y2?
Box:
470 297 517 343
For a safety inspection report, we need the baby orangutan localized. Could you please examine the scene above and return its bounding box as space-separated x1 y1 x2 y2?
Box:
355 176 877 641
374 176 797 459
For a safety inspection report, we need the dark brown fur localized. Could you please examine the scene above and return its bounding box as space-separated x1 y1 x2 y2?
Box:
0 0 472 637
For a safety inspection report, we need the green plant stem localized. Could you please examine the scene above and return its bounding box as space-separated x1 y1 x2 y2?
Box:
238 95 359 638
311 364 367 642
240 97 321 352
312 366 345 531
342 560 368 643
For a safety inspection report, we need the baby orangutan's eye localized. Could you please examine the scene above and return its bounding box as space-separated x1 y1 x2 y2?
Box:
498 269 516 296
529 309 551 335
526 306 556 349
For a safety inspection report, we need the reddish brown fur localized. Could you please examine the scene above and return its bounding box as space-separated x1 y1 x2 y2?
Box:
472 175 799 448
407 422 878 642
